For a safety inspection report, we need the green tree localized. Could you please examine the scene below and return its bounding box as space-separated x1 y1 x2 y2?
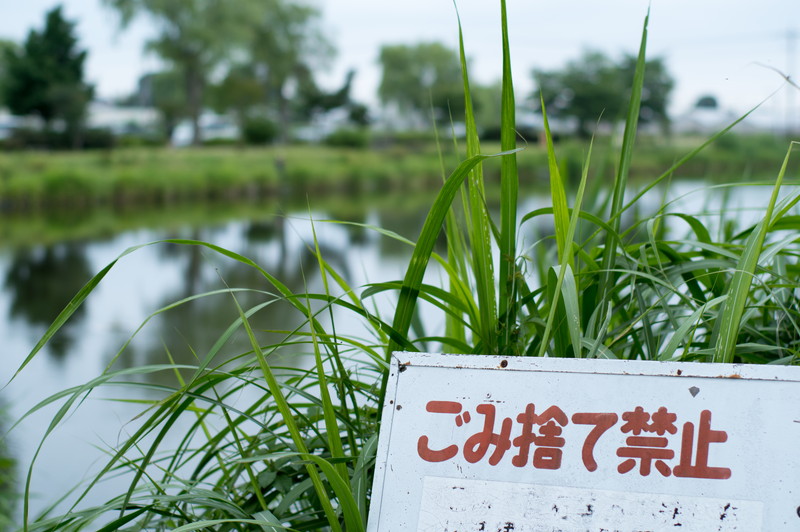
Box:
295 69 371 128
619 54 673 133
0 39 17 105
378 42 464 126
210 65 263 132
472 81 502 136
136 70 187 140
103 0 262 145
534 50 674 137
695 94 719 109
3 7 93 147
105 0 332 145
247 0 334 141
296 69 354 121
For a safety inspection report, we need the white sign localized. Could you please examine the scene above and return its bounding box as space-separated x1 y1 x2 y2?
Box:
367 352 800 531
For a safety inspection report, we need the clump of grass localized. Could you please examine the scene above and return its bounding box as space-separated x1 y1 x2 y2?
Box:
6 1 800 530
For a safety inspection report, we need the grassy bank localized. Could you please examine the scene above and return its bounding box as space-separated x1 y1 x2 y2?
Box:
0 188 446 248
1 133 796 215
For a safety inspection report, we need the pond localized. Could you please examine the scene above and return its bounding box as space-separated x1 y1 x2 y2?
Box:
0 198 445 522
0 179 780 524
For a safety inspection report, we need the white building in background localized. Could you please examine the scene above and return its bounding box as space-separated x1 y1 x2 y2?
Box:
86 100 159 136
671 95 784 135
0 109 17 139
515 107 578 138
673 96 738 135
0 101 159 139
170 112 239 146
0 109 43 139
294 107 352 142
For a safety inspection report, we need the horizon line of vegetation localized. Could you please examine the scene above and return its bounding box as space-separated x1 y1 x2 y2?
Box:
1 134 797 217
2 1 783 153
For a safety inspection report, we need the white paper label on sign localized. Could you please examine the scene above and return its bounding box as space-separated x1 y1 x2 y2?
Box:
417 476 763 531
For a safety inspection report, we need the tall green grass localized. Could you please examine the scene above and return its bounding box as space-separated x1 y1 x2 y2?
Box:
6 2 800 530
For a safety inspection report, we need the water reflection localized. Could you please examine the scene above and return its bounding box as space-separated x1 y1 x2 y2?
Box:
243 217 352 280
325 207 370 245
374 204 435 256
1 178 784 522
4 242 91 358
0 192 466 520
0 402 16 532
109 217 361 388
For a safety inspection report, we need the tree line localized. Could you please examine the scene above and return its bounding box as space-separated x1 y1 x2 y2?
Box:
0 2 674 149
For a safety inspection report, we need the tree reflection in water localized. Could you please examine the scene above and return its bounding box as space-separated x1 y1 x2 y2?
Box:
0 203 422 518
0 401 16 531
110 217 355 388
4 243 91 359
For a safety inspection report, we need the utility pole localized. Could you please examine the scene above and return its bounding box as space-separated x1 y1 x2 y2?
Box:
788 29 797 135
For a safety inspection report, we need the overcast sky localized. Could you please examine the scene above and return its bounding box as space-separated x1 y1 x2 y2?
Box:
2 0 799 127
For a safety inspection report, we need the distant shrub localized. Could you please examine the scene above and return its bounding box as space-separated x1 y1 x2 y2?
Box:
480 125 541 143
324 128 369 148
116 135 166 148
242 117 278 145
370 129 447 151
81 128 116 150
716 132 786 157
4 128 56 150
202 137 238 147
4 127 115 150
41 169 101 206
390 130 438 144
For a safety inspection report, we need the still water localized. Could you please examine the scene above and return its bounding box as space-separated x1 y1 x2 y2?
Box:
0 180 779 523
0 201 444 522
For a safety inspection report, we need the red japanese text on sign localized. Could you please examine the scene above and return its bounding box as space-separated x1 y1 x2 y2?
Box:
416 401 731 480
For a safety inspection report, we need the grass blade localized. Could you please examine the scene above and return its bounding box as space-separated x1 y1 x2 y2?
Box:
457 7 497 354
712 143 796 363
387 153 494 358
535 118 595 358
593 10 649 338
540 95 571 265
229 291 343 532
498 0 520 355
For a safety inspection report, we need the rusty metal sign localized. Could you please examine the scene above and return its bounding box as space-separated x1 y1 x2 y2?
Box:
367 352 800 531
